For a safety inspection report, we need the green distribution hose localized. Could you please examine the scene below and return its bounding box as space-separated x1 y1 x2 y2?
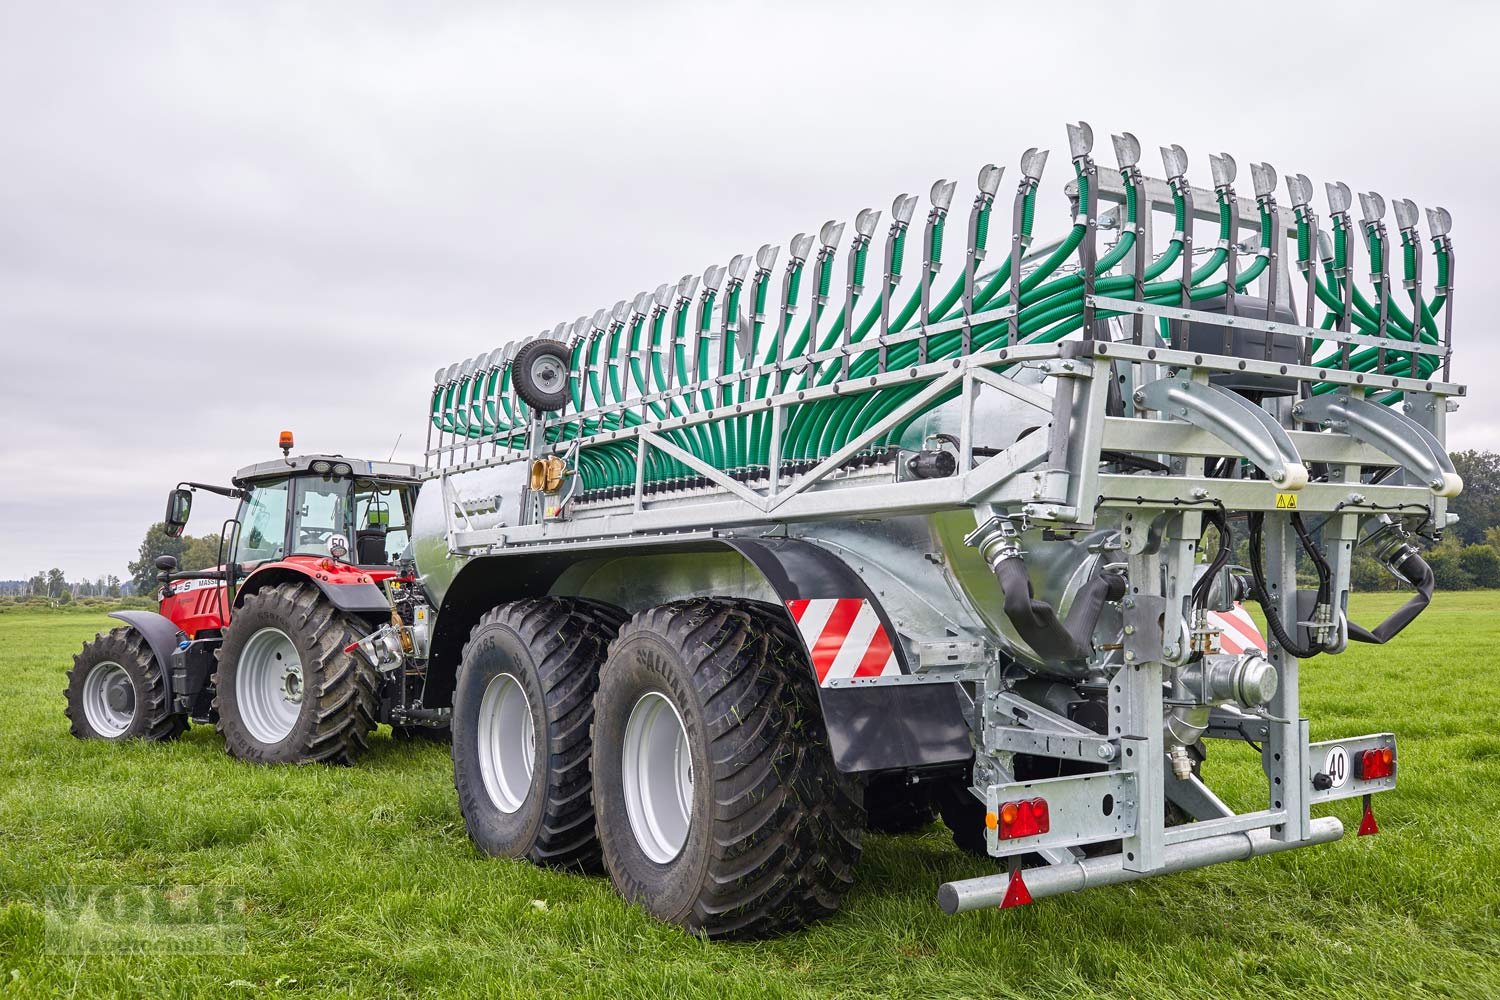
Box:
429 146 1454 496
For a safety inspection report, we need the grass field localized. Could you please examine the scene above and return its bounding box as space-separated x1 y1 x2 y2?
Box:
1 594 1497 999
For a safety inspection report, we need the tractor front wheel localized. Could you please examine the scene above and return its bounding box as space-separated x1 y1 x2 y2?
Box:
64 627 186 742
214 582 378 765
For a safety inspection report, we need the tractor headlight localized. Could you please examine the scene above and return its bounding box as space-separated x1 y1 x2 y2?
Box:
311 460 332 474
332 463 352 476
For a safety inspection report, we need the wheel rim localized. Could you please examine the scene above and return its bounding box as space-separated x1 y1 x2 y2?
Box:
82 661 135 737
529 354 565 395
622 692 693 864
476 672 536 813
237 627 305 744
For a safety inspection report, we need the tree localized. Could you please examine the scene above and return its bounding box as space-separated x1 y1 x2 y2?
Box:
1458 545 1500 590
1425 538 1473 590
128 523 187 596
105 575 122 599
45 568 66 599
179 533 225 572
26 571 44 597
1449 450 1500 545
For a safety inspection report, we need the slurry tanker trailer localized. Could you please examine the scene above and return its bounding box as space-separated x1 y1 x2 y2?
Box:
395 122 1462 936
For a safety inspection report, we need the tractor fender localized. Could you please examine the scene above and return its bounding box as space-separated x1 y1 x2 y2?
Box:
235 564 392 618
723 537 973 775
107 610 187 703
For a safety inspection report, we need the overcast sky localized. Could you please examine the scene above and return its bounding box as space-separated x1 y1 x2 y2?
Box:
2 1 1497 582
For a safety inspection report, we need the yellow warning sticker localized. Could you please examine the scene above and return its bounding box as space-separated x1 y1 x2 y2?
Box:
1275 493 1298 509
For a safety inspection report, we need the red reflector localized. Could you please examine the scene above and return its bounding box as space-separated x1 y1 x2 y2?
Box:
997 797 1050 840
1355 746 1395 781
1358 794 1379 837
999 866 1033 909
343 640 361 654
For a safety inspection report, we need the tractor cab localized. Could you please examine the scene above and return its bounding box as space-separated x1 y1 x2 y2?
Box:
228 454 421 571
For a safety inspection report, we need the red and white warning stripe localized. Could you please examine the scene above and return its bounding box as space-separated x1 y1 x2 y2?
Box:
1208 603 1267 655
785 598 901 685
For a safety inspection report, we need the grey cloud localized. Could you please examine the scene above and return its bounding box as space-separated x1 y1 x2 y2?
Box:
3 0 1497 580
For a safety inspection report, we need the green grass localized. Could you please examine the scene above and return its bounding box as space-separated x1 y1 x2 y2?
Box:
1 595 1498 999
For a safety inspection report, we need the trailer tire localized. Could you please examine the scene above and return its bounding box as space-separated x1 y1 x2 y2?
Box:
864 774 938 834
592 598 864 939
214 581 378 765
64 627 187 742
511 339 572 413
451 597 625 870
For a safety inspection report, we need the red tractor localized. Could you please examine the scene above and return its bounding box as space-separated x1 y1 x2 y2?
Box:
64 435 438 764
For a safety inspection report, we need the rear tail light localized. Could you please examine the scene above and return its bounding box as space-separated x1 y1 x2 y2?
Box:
1355 746 1395 780
996 797 1050 840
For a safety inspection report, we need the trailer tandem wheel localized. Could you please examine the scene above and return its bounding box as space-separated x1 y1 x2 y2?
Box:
451 597 625 870
64 627 187 742
591 598 864 939
214 581 378 765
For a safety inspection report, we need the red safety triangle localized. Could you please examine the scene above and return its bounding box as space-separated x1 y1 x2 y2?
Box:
999 867 1033 909
1357 796 1379 837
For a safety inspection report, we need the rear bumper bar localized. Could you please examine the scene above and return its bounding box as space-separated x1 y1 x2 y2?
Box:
938 814 1344 914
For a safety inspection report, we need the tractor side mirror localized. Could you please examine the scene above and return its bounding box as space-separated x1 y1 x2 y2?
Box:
154 555 178 572
164 488 193 538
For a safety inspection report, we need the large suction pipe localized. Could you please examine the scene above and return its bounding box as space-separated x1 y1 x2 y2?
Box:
965 516 1125 662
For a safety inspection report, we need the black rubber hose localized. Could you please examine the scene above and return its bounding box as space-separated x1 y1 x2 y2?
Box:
1246 512 1322 659
993 557 1126 662
1348 549 1434 644
1191 510 1233 610
1290 512 1332 606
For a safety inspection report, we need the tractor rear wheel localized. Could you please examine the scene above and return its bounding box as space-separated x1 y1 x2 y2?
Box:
451 597 626 869
591 598 864 939
64 627 186 742
214 582 378 765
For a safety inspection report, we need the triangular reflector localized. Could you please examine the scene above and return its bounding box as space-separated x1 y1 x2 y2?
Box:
1000 867 1033 908
1358 797 1379 837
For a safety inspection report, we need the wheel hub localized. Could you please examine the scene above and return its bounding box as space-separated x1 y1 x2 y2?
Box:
282 665 303 704
82 661 135 737
530 355 564 391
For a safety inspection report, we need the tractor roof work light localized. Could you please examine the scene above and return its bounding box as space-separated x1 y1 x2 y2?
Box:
279 430 295 457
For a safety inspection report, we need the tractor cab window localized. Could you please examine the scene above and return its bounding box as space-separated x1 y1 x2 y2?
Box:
234 478 289 565
291 476 353 557
353 484 410 566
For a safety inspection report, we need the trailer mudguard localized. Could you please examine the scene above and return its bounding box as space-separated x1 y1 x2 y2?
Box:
107 610 187 703
724 537 973 774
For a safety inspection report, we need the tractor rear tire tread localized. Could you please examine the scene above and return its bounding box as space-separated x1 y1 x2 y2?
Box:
64 627 187 742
